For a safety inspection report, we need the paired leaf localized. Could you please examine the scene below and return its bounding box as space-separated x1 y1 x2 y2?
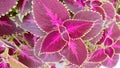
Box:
63 20 93 39
33 0 69 32
41 31 66 52
61 39 87 65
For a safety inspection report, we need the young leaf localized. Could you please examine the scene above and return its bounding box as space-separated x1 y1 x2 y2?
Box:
63 20 93 39
105 47 114 58
33 0 69 32
61 39 87 65
0 62 10 68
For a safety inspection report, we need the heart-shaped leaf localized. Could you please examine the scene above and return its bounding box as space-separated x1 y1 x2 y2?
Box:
41 31 66 52
63 19 93 39
33 0 69 32
61 39 87 65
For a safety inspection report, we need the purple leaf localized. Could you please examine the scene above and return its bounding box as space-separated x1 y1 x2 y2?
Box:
24 32 36 47
33 0 69 32
0 62 10 68
59 26 70 41
112 40 120 53
102 55 119 68
63 20 93 39
41 31 66 52
91 0 102 7
89 49 107 62
82 22 103 40
64 0 85 13
0 16 23 36
38 53 62 62
105 47 115 58
92 6 106 20
0 0 17 16
17 0 32 14
18 45 42 68
102 2 115 20
61 39 87 65
74 11 102 22
15 13 46 37
104 37 113 46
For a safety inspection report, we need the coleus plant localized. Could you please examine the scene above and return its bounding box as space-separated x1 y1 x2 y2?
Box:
0 0 120 68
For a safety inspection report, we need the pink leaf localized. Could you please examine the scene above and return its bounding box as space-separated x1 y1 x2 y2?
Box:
0 0 17 16
102 2 115 20
18 45 42 68
82 22 103 40
105 47 115 58
91 0 102 7
89 49 107 62
74 11 102 22
61 39 87 65
104 37 113 46
112 40 120 53
0 62 10 68
0 16 23 36
33 0 69 32
63 20 93 39
102 55 119 68
17 0 32 14
38 53 62 62
41 31 66 52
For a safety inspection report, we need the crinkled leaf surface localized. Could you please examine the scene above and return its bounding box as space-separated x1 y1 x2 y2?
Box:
61 39 87 65
33 0 69 32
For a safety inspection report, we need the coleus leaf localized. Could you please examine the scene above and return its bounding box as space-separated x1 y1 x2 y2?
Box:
102 55 119 68
0 42 5 54
82 22 103 40
102 2 115 20
82 62 100 68
112 40 120 53
92 6 106 20
17 0 32 15
104 37 113 46
64 0 85 13
61 39 87 65
0 16 23 36
91 0 102 7
41 31 66 52
38 53 62 62
15 13 46 37
89 49 107 62
0 62 10 68
105 47 115 58
18 45 42 68
0 0 17 16
63 19 93 39
74 11 102 22
24 32 36 47
33 0 69 32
